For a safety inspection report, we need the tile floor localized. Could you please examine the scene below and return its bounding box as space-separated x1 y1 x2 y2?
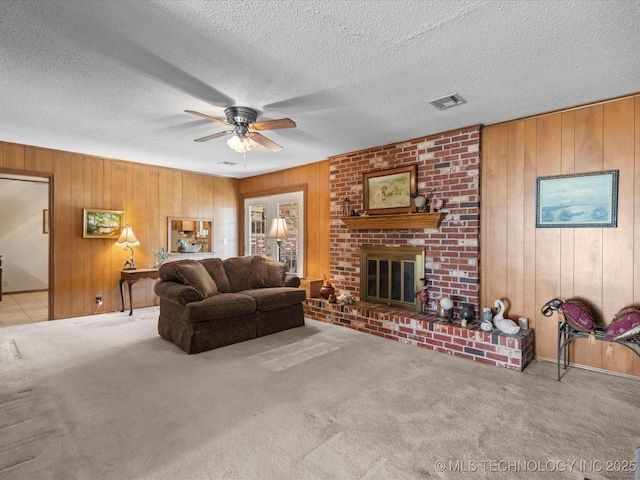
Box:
0 291 49 327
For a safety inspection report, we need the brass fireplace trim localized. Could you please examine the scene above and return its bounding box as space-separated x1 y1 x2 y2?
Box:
360 245 426 311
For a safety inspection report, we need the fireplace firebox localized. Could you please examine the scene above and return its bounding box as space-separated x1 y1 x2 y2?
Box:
360 246 425 312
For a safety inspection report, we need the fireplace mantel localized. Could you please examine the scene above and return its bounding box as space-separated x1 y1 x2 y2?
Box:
340 212 446 230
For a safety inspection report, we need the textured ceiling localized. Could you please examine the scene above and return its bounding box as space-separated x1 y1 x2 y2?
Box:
1 1 638 178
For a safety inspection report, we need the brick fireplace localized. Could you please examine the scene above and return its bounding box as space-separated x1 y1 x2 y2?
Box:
302 126 535 371
329 126 482 313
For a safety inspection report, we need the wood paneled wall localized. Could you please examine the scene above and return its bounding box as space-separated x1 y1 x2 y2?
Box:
237 161 331 280
0 141 239 319
481 94 640 377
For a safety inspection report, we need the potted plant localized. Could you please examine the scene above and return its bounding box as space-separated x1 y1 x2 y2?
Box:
151 247 171 268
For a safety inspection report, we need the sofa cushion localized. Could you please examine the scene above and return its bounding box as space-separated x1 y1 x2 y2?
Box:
199 258 231 293
251 256 285 288
185 293 256 322
223 256 253 292
173 262 218 298
239 287 306 311
159 260 197 282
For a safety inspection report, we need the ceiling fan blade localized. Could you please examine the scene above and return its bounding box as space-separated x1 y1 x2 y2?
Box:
251 118 296 130
194 130 232 142
250 133 282 152
185 110 229 126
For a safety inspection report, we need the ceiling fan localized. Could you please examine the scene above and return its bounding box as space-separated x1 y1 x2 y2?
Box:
185 106 296 153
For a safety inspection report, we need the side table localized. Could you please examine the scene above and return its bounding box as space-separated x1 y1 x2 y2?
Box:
119 268 159 316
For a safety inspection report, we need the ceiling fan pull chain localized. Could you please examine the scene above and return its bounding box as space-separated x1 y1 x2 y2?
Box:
243 151 247 168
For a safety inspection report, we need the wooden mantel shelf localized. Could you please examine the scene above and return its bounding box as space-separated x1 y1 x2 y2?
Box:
340 212 446 230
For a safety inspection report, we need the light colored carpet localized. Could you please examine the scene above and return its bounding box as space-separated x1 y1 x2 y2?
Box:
0 307 638 480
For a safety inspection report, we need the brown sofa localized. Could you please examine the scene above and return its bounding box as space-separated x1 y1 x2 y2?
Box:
154 256 306 354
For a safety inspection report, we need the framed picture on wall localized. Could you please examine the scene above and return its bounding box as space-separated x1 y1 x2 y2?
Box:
83 209 125 238
535 170 618 228
363 164 418 215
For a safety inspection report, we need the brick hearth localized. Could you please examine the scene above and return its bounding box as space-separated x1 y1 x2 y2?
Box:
304 298 534 372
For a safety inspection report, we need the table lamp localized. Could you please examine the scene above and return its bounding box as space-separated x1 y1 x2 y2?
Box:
115 225 140 270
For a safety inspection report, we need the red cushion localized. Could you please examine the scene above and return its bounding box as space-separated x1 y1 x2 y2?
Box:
561 299 595 332
606 306 640 341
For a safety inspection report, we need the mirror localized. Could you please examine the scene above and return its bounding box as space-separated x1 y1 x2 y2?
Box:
168 217 213 254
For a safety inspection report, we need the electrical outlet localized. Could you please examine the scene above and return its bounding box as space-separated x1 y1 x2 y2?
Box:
95 295 103 305
2 280 8 287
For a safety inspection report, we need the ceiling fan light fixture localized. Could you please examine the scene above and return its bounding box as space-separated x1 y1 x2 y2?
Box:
227 134 258 153
429 93 467 110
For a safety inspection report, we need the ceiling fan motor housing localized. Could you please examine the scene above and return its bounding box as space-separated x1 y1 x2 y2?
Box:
225 106 258 126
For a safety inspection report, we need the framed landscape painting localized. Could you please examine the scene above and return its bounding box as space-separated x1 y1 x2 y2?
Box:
535 170 618 228
363 164 417 215
83 209 124 238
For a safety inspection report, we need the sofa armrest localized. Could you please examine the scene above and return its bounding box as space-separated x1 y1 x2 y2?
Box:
284 275 301 288
154 280 203 305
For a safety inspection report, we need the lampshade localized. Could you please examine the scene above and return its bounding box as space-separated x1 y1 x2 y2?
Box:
115 225 140 247
267 218 291 240
227 135 258 153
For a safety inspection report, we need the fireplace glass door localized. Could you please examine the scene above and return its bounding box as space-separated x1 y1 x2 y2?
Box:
361 246 425 311
367 259 416 306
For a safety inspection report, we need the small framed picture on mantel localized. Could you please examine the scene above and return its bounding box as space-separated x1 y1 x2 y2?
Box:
363 164 417 215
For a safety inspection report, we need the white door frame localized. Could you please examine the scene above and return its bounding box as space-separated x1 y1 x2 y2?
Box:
244 191 304 277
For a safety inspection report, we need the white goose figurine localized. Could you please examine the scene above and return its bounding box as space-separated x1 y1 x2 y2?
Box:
492 299 520 335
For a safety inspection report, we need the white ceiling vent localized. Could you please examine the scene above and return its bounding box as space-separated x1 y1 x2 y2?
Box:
429 94 467 110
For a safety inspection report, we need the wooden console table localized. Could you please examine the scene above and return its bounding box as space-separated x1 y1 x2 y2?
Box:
119 268 159 316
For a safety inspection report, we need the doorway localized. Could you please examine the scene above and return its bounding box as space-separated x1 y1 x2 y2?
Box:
244 191 304 277
0 172 51 326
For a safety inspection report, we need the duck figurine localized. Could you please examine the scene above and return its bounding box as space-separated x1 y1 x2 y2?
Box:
492 299 520 335
176 238 202 253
